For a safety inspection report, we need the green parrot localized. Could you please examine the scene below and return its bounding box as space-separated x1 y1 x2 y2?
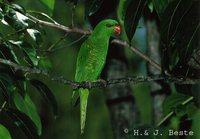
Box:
74 19 121 134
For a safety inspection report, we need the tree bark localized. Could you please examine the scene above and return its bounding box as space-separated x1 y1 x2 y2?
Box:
146 20 165 124
103 46 138 139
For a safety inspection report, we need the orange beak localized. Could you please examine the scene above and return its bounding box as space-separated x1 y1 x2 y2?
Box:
114 25 121 34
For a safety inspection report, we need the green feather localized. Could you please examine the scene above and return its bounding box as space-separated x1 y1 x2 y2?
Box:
80 88 89 134
74 19 119 134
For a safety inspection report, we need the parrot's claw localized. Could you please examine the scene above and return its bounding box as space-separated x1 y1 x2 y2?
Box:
81 81 92 89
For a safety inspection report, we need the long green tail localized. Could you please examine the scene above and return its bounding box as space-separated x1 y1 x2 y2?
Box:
80 88 89 134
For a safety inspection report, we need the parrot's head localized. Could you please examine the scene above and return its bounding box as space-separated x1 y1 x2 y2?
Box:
94 19 121 35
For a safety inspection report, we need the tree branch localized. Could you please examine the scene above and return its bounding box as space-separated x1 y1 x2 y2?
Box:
0 58 199 90
27 14 162 71
27 14 91 35
111 39 162 71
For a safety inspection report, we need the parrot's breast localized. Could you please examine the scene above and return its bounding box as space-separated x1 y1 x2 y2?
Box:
75 35 110 82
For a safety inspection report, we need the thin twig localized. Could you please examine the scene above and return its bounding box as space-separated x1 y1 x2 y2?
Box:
0 58 199 90
48 34 86 52
156 96 194 127
27 10 59 24
111 39 162 71
47 33 69 51
37 34 86 53
27 14 91 35
0 101 7 112
156 112 174 127
71 5 76 27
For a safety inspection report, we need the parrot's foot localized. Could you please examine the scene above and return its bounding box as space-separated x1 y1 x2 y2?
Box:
81 81 92 89
96 79 107 87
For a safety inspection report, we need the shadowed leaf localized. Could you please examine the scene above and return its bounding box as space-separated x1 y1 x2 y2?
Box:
14 93 42 135
160 0 200 75
163 93 190 115
4 8 28 30
9 41 39 66
30 79 58 117
153 0 175 17
27 29 43 46
124 0 147 41
4 108 39 139
39 0 55 15
65 0 79 5
85 0 104 17
0 73 15 101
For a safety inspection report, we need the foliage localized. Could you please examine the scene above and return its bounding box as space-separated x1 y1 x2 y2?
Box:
124 0 147 41
0 124 12 139
0 0 199 139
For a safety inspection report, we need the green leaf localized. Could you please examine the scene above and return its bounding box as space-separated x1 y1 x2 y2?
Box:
38 56 52 70
0 42 19 64
174 104 187 117
4 8 28 30
26 29 43 45
5 108 39 139
12 41 39 66
85 0 104 17
0 8 3 20
153 0 175 17
173 3 199 63
39 0 55 15
124 0 147 41
163 93 190 115
0 5 9 26
186 102 199 117
0 73 15 101
11 3 26 14
0 87 8 101
30 79 58 117
22 44 38 66
0 55 26 97
117 0 129 42
160 0 191 44
160 0 200 73
14 93 42 135
13 72 27 97
9 41 38 66
0 124 12 139
8 41 39 66
148 1 154 13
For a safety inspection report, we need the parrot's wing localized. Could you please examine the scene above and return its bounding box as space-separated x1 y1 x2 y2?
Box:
72 40 91 106
77 41 107 80
75 40 91 82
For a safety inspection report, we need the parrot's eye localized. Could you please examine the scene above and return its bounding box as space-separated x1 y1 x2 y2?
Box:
106 24 113 27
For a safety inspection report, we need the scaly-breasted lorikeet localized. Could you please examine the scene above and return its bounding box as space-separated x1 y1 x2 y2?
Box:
74 19 121 133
